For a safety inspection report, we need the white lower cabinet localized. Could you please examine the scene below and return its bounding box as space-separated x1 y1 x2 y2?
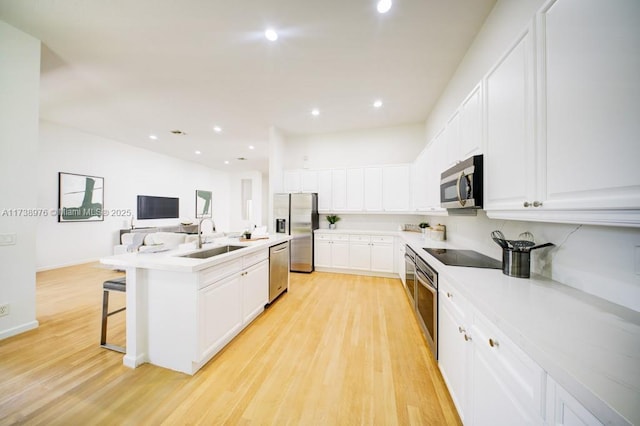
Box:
546 377 602 426
315 232 395 275
439 277 546 426
315 233 349 269
195 249 269 372
241 259 269 325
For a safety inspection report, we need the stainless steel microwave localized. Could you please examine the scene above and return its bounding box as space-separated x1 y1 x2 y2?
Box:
440 154 483 209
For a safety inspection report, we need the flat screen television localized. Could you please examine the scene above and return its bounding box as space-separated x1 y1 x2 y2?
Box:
137 195 179 220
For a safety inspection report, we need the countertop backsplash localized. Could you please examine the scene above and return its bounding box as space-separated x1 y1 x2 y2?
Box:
425 210 640 313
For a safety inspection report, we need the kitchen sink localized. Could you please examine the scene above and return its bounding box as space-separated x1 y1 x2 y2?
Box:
179 245 245 259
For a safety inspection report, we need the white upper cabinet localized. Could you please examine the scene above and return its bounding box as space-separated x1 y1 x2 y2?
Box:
537 0 640 217
484 23 537 211
364 167 383 211
484 0 640 226
459 83 483 160
301 170 318 193
283 170 302 193
412 148 430 211
317 169 332 211
346 168 364 211
331 169 347 210
445 111 461 168
382 165 411 211
425 131 447 213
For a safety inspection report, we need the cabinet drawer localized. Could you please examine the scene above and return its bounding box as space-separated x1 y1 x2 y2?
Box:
199 259 243 289
315 233 332 241
439 277 469 320
472 310 545 416
371 235 394 244
350 234 371 243
333 234 350 241
243 249 268 269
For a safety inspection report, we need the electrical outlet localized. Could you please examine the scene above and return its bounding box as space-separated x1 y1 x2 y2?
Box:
0 303 9 317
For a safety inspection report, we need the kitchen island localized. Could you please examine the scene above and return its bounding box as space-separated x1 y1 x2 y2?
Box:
100 235 291 375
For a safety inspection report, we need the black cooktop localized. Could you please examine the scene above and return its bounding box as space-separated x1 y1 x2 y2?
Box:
423 248 502 269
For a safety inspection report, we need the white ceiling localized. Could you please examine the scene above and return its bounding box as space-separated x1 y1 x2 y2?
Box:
0 0 496 173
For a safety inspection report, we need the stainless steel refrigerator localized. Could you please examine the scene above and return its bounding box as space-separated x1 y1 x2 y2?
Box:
274 193 319 273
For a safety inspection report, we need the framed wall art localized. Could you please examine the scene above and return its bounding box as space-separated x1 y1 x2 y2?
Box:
58 172 104 222
195 190 212 218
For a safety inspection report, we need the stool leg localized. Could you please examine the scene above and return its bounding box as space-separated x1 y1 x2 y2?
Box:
100 289 109 346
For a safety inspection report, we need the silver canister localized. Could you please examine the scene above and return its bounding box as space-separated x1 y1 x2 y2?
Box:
502 249 531 278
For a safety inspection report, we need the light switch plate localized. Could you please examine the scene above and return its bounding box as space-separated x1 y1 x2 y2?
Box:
0 234 17 246
635 246 640 275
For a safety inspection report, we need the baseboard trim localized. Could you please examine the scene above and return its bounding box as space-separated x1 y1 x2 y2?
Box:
36 258 103 272
0 320 39 340
314 267 400 279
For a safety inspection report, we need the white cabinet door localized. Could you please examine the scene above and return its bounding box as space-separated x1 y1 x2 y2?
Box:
484 24 537 211
445 111 461 168
314 238 331 268
349 236 371 271
546 377 603 426
331 169 347 210
459 83 483 160
412 148 429 211
382 165 411 211
425 132 447 212
370 236 394 273
364 167 383 211
346 168 364 211
439 298 470 423
317 169 332 211
301 170 318 193
198 273 243 361
539 0 640 211
241 259 268 325
283 170 301 193
332 240 350 269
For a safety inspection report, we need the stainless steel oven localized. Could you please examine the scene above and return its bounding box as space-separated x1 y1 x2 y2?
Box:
404 246 416 308
415 254 438 359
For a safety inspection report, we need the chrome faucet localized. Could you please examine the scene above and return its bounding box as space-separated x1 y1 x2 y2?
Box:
197 217 215 249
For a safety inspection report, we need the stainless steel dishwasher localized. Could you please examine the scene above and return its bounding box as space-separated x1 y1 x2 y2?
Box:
268 242 290 303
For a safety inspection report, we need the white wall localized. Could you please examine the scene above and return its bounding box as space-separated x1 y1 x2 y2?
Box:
284 123 426 169
36 121 231 270
0 21 40 339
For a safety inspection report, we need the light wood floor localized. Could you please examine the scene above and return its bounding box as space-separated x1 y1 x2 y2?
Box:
0 263 460 425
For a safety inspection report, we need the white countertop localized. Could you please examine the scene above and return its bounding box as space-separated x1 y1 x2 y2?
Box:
100 235 291 272
396 231 640 426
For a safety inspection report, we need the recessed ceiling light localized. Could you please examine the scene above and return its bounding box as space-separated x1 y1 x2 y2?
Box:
224 160 230 165
377 0 392 14
249 145 255 150
213 126 222 133
373 99 383 108
265 28 278 41
311 108 320 116
195 150 201 155
149 134 158 140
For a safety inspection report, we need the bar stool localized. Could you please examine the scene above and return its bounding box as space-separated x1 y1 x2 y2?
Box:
100 276 126 353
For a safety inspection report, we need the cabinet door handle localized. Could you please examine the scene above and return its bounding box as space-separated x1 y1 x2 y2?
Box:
458 326 465 334
533 201 543 207
489 338 499 348
523 201 531 208
447 292 453 298
464 334 472 342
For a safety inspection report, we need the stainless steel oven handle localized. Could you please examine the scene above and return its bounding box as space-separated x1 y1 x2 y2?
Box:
456 171 467 207
416 268 436 292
